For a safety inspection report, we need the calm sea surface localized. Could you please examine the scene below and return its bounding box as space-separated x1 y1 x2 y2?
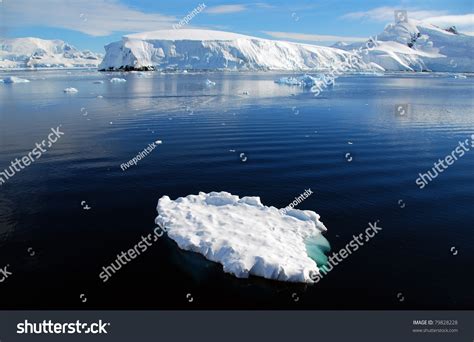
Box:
0 70 473 309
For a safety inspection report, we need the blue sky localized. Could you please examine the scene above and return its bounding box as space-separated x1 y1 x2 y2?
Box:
1 0 473 52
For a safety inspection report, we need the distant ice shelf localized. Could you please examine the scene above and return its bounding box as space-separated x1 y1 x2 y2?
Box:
100 20 474 72
155 191 330 283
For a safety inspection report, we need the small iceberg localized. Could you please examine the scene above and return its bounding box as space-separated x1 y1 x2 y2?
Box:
110 77 127 83
454 74 467 79
205 79 216 87
63 87 78 93
0 76 30 84
275 74 320 88
156 191 330 283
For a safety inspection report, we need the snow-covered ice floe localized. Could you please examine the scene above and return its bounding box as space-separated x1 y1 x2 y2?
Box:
155 191 330 283
275 74 321 88
0 76 30 83
110 77 127 83
63 87 78 93
205 79 216 87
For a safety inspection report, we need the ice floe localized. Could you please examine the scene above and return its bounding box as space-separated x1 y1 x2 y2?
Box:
63 87 78 93
0 76 30 83
110 77 127 83
205 79 216 87
155 191 329 283
275 74 321 88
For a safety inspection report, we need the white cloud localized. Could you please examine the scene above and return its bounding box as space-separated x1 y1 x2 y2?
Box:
205 3 274 14
341 7 474 34
206 5 247 14
422 14 474 32
341 7 448 22
0 0 177 36
263 31 368 43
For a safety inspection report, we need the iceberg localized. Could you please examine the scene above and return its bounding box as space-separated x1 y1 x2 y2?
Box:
110 77 127 83
275 74 322 88
155 191 330 283
0 76 30 83
99 20 473 73
99 29 370 72
205 79 216 87
63 87 78 93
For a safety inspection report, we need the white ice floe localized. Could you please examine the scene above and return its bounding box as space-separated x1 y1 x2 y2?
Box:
275 74 321 88
205 79 216 86
156 191 329 283
63 87 78 93
0 76 30 83
110 77 127 83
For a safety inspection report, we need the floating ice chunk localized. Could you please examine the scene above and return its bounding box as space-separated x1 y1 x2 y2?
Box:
205 79 216 86
155 191 329 283
454 74 467 79
136 72 152 78
0 76 30 83
275 74 320 88
110 77 127 83
63 87 78 93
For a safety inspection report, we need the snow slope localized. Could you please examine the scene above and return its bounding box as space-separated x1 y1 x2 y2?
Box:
0 38 103 69
335 20 473 72
99 29 374 71
101 21 473 72
155 191 329 283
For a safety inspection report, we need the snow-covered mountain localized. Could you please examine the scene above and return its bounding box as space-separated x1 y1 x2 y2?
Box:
0 38 103 69
100 20 473 72
335 20 473 72
98 29 376 72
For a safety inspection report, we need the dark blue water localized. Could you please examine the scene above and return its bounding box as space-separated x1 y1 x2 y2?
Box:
0 70 473 309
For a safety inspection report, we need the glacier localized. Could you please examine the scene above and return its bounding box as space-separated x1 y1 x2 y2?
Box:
155 191 329 283
335 20 474 72
0 37 103 69
100 20 473 72
99 29 372 72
